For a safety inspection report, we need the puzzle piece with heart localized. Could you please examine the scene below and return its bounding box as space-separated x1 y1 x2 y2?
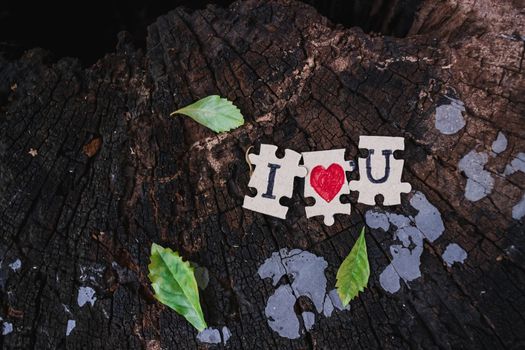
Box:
302 149 353 226
243 144 307 219
349 136 411 205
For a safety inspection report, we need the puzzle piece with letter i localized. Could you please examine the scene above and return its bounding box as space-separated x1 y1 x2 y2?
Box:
302 149 353 226
243 144 307 219
349 136 412 205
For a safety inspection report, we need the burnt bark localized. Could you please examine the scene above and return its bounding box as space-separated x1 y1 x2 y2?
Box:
1 0 524 349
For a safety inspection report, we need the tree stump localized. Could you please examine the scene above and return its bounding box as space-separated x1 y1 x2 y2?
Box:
1 0 524 348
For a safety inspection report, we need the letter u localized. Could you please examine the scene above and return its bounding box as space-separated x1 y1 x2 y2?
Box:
366 149 392 184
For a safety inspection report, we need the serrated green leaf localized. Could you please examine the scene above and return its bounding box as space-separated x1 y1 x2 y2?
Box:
170 95 244 133
336 227 370 306
148 243 207 331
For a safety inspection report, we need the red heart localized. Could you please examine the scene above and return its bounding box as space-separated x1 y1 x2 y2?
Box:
310 164 345 203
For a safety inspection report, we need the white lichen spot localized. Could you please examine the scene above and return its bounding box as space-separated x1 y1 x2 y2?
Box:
512 193 525 220
79 264 105 284
2 322 13 335
8 259 21 271
66 319 76 336
442 243 468 267
491 132 507 155
77 286 96 307
458 150 494 201
434 97 466 135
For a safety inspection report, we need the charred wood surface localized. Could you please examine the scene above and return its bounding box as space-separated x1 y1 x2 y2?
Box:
0 0 524 348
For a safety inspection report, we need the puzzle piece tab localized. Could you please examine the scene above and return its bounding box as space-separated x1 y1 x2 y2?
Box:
349 136 411 205
303 149 352 226
243 144 307 219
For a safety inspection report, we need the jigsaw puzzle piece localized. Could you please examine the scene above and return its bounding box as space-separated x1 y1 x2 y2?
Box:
243 144 307 219
302 149 352 226
349 136 411 205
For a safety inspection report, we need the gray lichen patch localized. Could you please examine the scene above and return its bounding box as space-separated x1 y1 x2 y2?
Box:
221 326 231 344
2 322 13 335
196 326 232 345
379 265 401 294
197 328 221 344
367 191 446 294
258 249 346 339
503 153 525 220
322 289 350 317
327 289 349 312
322 294 334 317
434 97 466 135
77 286 96 307
258 249 328 312
365 210 390 231
491 132 508 155
0 317 13 336
504 152 525 176
302 312 315 331
386 243 424 290
512 193 525 220
8 259 21 271
66 320 76 336
458 150 494 201
264 285 300 339
410 191 445 242
442 243 468 267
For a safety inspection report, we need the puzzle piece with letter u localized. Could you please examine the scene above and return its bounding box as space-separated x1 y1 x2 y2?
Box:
349 136 411 205
242 136 411 226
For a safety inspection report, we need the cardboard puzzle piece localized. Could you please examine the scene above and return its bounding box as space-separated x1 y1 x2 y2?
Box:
349 136 411 205
243 144 307 219
302 149 352 226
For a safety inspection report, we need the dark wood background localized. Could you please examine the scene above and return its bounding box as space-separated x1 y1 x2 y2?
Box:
1 0 524 348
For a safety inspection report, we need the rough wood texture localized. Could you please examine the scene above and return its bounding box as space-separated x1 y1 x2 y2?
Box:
1 0 524 348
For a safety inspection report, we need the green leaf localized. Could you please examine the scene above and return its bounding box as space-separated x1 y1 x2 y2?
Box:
148 243 207 331
170 95 244 133
336 227 370 306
